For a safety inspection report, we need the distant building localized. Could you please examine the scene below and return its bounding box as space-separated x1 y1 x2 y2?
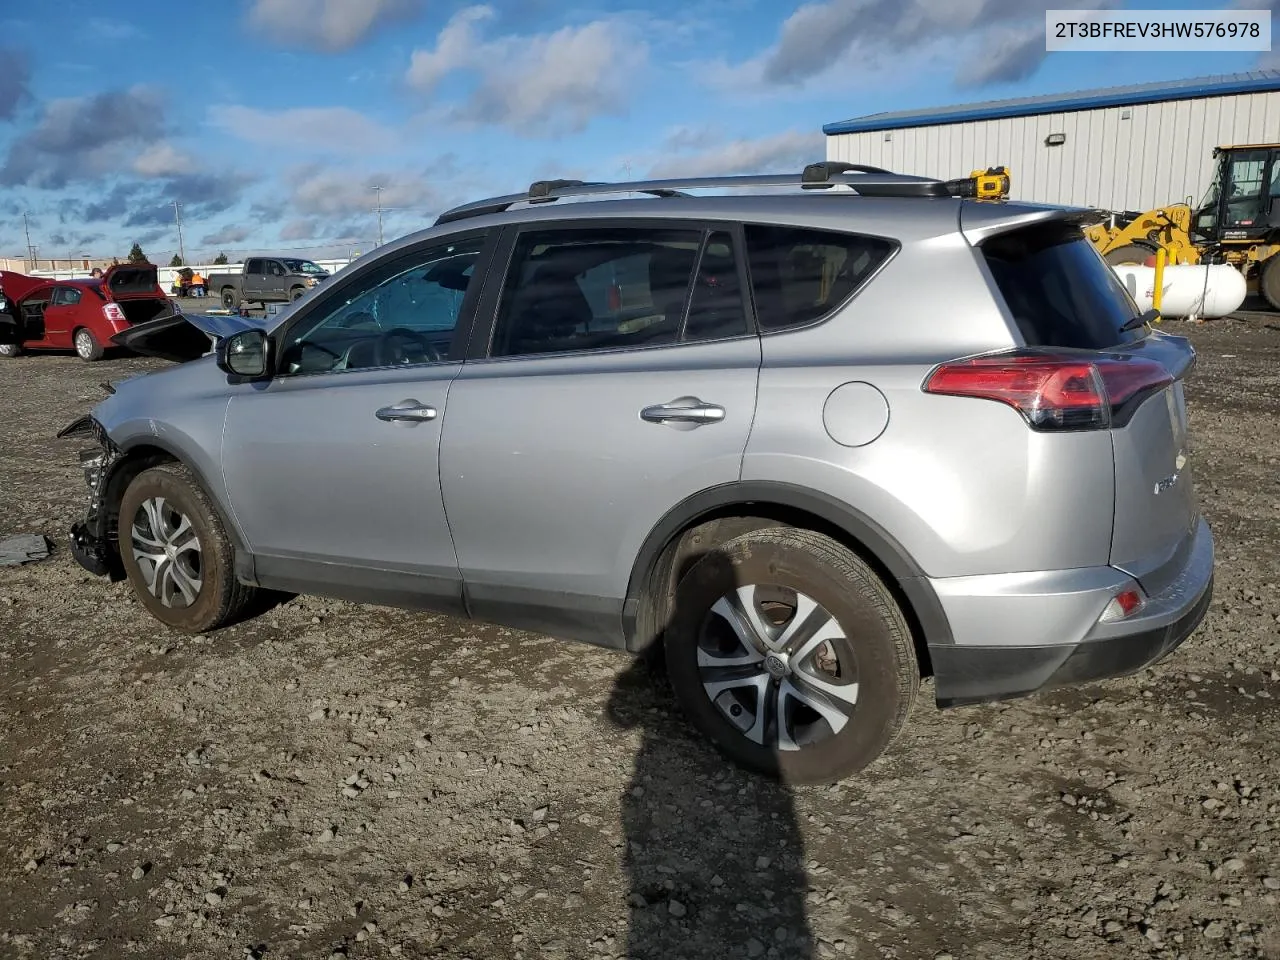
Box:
823 70 1280 213
0 256 117 274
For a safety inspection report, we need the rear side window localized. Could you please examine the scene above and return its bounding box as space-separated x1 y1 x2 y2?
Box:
744 225 895 332
490 226 749 358
981 225 1144 349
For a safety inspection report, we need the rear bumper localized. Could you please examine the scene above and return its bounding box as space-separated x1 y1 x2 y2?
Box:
929 517 1214 707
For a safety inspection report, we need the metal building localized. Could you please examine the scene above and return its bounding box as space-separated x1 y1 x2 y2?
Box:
824 71 1280 213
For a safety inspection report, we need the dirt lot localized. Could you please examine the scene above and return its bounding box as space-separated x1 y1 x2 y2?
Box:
1 318 1278 960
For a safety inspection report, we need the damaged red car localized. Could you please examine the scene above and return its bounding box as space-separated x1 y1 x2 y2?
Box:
0 263 178 362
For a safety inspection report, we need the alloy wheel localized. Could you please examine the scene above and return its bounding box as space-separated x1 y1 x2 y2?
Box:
130 496 204 608
75 329 95 359
696 584 858 752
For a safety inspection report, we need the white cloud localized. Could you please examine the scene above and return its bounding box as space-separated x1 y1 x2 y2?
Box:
405 7 647 136
200 224 252 245
132 141 197 177
208 104 400 153
720 0 1115 92
280 218 322 241
646 129 823 179
287 164 442 218
247 0 424 51
405 6 496 93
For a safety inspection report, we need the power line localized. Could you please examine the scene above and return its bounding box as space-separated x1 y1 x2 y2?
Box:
22 212 35 270
172 201 185 264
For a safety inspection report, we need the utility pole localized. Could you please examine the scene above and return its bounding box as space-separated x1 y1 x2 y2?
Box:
23 212 35 271
172 200 185 264
372 186 385 247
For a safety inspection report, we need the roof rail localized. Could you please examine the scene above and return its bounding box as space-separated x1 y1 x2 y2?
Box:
434 162 963 226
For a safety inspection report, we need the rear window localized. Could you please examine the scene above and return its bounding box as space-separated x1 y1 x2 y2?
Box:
981 224 1144 349
744 225 896 332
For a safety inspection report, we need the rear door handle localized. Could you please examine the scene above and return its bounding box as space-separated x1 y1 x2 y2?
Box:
640 397 726 425
376 399 437 423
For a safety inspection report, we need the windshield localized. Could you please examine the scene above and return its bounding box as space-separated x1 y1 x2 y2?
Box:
282 259 327 275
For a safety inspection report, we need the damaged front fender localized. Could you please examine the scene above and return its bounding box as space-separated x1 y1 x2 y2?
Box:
57 415 126 579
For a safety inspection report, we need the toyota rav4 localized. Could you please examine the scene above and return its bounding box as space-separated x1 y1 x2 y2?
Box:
59 164 1214 784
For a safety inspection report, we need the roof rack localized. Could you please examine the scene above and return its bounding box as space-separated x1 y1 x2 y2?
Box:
434 161 983 226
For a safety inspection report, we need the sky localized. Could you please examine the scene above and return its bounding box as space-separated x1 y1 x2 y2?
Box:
0 0 1275 265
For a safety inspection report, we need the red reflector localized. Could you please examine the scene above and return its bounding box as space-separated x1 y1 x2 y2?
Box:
1115 589 1143 616
924 352 1173 431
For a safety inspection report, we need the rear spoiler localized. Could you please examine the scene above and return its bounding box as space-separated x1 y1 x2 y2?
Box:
961 203 1108 246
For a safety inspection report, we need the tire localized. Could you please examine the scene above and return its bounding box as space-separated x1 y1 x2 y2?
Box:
663 527 918 785
73 327 104 362
221 288 240 309
0 343 21 358
117 463 257 633
290 286 306 301
1104 243 1158 266
1260 256 1280 312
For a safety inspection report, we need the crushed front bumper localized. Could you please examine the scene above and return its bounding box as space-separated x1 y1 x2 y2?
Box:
56 415 124 579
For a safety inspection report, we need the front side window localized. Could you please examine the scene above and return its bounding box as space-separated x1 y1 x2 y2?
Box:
490 226 749 358
278 236 484 376
744 225 896 332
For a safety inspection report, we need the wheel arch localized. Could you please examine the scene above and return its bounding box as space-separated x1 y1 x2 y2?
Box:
106 438 256 585
622 481 952 674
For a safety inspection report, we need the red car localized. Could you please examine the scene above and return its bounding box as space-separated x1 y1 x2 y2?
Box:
0 263 177 362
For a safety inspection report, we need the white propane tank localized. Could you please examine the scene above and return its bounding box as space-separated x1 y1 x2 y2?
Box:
1111 263 1247 319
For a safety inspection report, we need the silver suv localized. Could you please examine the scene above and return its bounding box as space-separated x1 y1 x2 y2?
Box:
60 164 1214 784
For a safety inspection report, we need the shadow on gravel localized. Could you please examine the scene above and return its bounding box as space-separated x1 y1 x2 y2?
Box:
606 547 814 960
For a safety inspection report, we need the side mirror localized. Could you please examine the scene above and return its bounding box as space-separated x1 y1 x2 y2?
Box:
217 329 271 379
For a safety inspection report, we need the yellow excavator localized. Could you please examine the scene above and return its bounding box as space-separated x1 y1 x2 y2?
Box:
971 146 1280 310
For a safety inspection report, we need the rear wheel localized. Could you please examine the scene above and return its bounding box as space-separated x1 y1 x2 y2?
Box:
73 327 104 362
663 527 918 785
1104 243 1158 266
0 343 21 358
1259 255 1280 311
221 288 240 309
118 463 257 633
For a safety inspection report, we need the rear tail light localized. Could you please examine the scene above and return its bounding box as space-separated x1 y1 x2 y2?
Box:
923 351 1173 431
102 303 127 324
1099 586 1146 623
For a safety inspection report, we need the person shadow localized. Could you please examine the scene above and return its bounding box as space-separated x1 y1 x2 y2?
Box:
606 545 816 960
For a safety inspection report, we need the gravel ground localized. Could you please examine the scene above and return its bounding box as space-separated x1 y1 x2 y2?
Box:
0 318 1278 960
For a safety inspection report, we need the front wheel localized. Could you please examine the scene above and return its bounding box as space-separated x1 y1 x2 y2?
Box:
290 286 306 301
118 463 257 633
74 327 104 362
663 527 918 785
1104 243 1157 266
0 343 21 358
1259 255 1280 312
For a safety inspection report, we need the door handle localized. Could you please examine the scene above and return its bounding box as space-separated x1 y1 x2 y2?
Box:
640 397 726 425
376 400 437 423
